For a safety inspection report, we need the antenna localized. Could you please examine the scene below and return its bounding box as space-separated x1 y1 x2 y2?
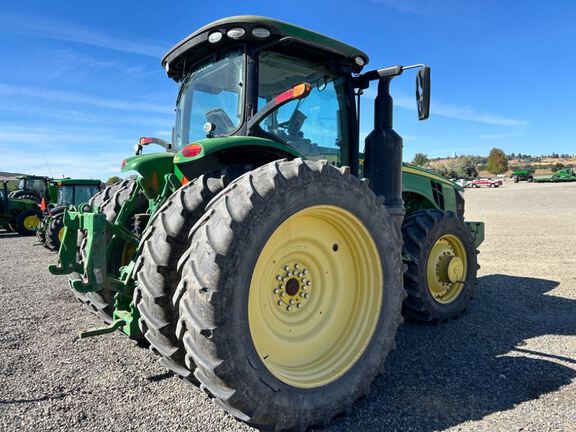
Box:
42 154 53 178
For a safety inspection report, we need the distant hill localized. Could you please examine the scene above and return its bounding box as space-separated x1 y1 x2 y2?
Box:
0 171 26 179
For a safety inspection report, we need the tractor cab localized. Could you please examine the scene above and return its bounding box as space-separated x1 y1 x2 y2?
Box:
53 179 102 208
156 16 429 221
10 175 51 202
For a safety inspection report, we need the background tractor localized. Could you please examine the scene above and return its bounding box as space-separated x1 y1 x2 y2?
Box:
9 175 54 202
50 16 484 431
1 178 43 235
510 168 534 183
36 178 102 250
533 167 576 183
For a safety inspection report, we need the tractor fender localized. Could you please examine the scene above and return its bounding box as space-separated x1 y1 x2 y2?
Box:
173 136 302 183
121 153 175 195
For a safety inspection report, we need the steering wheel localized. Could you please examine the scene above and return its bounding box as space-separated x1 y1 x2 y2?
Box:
205 108 235 134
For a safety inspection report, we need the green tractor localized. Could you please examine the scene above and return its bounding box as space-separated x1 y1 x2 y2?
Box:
37 178 102 251
9 175 54 202
1 178 43 235
50 16 484 430
510 168 534 183
533 167 576 183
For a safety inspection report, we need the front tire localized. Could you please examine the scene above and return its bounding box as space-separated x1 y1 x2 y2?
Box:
178 160 404 430
46 213 65 251
402 209 478 322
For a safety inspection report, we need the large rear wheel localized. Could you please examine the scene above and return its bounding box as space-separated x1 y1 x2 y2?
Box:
178 159 404 430
134 174 227 380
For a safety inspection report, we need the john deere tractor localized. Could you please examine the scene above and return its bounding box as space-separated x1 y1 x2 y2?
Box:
9 175 53 202
510 168 534 183
37 178 102 250
1 179 43 235
50 16 484 430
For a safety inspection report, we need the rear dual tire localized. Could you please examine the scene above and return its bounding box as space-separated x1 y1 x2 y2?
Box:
176 159 404 430
134 174 228 380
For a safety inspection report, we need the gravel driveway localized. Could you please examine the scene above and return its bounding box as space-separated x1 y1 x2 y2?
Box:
1 181 575 431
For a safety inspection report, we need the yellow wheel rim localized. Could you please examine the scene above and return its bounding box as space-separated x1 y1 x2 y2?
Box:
248 205 383 389
58 227 65 242
426 234 468 304
23 215 40 230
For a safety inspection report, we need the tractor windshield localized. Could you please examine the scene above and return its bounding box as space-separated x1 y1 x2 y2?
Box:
19 178 45 192
57 185 100 206
257 51 349 164
174 49 244 149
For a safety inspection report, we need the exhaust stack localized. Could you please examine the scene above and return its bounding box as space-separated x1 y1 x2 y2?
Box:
363 77 405 227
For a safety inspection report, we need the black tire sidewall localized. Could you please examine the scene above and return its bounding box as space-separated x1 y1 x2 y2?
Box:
411 212 477 321
211 174 402 415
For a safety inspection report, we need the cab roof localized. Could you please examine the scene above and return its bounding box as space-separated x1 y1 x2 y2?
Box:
162 15 369 81
53 178 102 186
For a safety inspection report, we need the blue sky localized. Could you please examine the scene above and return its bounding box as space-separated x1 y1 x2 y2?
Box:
0 0 574 180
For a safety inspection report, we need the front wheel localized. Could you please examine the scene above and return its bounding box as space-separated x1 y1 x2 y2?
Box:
46 213 65 251
15 209 42 235
178 159 404 430
402 210 478 322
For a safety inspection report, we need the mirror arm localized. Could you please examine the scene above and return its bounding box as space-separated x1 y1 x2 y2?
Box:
353 64 426 89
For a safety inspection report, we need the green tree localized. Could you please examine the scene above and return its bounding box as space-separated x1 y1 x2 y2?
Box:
412 153 429 167
455 156 478 178
106 175 122 186
486 148 509 175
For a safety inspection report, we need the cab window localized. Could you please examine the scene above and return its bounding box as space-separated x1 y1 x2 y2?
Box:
257 51 349 165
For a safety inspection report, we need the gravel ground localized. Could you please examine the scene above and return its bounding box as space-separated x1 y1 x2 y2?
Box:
1 181 575 432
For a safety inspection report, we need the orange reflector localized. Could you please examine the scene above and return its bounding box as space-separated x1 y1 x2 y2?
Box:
182 176 189 185
181 143 203 158
40 198 46 211
139 137 155 145
292 83 310 98
121 160 126 169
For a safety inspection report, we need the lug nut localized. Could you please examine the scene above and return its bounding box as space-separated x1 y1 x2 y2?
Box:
276 275 281 281
290 299 295 305
302 269 307 275
287 306 292 311
297 303 302 309
277 300 283 306
306 281 311 286
274 288 279 294
284 265 290 271
294 264 299 269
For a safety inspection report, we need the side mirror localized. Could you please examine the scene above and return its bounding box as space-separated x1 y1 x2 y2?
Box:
416 66 431 120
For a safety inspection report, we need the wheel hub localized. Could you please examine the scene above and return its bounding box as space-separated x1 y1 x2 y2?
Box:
274 263 311 312
23 215 40 230
249 205 383 388
426 234 468 304
447 256 464 283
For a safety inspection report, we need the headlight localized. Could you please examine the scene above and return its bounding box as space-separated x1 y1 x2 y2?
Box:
227 27 245 39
